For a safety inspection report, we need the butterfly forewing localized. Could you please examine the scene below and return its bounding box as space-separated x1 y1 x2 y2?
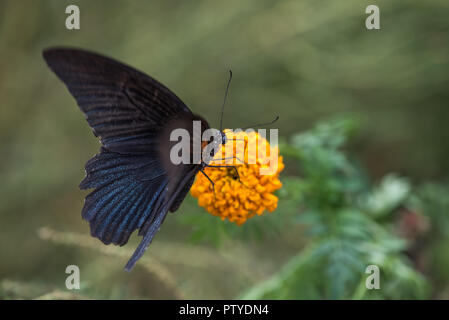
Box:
43 48 192 146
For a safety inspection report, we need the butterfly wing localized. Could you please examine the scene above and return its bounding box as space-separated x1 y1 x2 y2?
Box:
125 166 199 271
43 48 192 152
78 149 168 246
43 48 201 270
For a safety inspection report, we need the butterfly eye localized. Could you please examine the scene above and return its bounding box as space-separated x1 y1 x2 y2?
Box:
221 132 228 145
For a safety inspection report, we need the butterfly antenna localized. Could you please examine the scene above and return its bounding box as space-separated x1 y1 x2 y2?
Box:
219 70 233 132
240 115 279 131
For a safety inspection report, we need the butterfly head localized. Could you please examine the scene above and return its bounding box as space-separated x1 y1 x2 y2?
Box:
221 131 228 145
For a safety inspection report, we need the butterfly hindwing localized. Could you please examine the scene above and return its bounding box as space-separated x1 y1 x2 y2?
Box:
125 166 199 271
79 149 168 246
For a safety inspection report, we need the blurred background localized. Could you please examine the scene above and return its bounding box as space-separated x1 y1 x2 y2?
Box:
0 0 448 299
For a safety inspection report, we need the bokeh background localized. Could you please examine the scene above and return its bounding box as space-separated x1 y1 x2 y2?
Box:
0 0 448 299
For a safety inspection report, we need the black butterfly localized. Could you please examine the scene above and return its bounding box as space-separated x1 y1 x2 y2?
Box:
42 48 239 271
43 48 278 271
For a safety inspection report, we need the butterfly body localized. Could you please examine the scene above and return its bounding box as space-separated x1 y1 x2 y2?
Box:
43 48 216 271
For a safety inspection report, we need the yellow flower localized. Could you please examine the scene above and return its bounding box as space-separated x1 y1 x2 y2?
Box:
190 130 284 225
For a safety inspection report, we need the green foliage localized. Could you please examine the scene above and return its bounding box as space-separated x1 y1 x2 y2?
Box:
238 118 428 299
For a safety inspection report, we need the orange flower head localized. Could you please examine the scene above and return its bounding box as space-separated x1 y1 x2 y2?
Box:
190 130 284 225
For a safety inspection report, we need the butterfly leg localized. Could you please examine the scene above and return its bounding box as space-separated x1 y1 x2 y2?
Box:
200 168 215 191
205 164 240 182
